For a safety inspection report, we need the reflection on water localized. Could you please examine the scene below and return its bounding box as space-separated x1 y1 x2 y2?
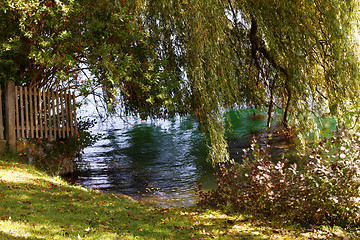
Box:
77 118 216 206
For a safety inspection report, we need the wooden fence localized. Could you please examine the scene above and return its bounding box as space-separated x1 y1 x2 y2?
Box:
0 81 78 150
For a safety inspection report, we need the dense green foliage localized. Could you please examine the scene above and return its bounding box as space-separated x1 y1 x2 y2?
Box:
0 0 182 119
2 0 360 163
198 129 360 226
142 0 360 162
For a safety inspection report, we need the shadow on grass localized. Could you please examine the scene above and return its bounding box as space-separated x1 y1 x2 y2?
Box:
0 156 300 239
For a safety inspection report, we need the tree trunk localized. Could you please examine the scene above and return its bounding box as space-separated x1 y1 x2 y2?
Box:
282 91 291 128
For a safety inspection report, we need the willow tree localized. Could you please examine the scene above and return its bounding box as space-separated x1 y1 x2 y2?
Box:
137 0 360 163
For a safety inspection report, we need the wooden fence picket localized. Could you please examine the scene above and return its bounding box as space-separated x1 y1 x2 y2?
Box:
67 91 71 137
72 93 78 136
43 89 48 139
24 87 29 138
19 87 24 138
47 90 52 140
38 89 43 138
15 88 20 138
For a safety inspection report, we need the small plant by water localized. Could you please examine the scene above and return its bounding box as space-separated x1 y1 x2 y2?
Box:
21 118 101 175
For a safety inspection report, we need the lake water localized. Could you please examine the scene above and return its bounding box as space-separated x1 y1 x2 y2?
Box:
73 110 299 206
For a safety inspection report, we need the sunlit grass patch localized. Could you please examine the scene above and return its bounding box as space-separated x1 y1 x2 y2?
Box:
0 220 35 239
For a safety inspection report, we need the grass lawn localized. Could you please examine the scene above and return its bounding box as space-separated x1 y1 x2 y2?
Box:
0 152 359 239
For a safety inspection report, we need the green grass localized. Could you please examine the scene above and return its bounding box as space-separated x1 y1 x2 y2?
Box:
0 152 359 239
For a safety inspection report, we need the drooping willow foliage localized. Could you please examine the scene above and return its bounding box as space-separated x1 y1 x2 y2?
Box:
138 0 360 163
1 0 360 163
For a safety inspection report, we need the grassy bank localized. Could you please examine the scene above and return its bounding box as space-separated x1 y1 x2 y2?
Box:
0 153 358 239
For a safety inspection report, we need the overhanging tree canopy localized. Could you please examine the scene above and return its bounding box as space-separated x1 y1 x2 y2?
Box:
0 0 185 118
1 0 360 163
140 0 360 162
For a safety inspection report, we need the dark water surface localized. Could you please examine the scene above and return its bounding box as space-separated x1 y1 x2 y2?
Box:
74 110 286 206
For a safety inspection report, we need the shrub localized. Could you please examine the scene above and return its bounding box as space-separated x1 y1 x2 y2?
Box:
197 129 360 226
24 118 101 175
